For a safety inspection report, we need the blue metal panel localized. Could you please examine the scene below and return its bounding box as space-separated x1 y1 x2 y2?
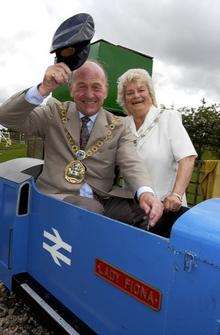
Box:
0 182 17 266
165 253 220 335
170 199 220 266
165 199 220 335
0 177 30 288
0 158 43 287
27 182 174 335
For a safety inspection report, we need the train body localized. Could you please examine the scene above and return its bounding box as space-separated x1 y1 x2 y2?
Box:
0 158 220 335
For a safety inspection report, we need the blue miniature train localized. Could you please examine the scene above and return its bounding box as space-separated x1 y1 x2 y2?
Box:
0 157 220 335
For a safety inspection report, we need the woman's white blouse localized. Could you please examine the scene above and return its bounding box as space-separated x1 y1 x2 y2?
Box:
125 106 197 205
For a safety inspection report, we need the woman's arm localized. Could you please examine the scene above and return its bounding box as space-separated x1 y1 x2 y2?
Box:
163 155 197 211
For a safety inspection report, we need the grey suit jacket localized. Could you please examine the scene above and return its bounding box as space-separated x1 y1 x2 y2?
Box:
0 91 152 198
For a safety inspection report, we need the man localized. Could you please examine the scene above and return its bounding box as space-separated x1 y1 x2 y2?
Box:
0 61 163 228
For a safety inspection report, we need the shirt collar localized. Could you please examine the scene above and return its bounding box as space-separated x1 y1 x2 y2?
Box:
128 106 160 136
79 111 98 123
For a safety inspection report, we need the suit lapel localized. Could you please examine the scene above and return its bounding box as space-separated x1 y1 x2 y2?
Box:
86 109 108 148
65 103 80 146
63 106 109 150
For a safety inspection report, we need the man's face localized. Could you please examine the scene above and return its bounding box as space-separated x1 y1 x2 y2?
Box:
70 63 107 116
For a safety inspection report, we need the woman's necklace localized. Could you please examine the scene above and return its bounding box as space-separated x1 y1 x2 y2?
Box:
133 109 163 146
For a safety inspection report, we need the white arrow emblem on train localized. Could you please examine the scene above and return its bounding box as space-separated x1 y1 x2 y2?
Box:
43 228 72 267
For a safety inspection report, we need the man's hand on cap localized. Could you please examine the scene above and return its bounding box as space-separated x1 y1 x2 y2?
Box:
38 63 72 96
139 192 164 227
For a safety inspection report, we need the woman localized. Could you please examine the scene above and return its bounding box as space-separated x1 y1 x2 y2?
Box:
117 68 197 213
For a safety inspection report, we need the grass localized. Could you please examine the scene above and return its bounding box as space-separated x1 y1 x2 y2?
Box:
0 142 27 163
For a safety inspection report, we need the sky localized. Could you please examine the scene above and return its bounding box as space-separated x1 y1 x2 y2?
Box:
0 0 220 108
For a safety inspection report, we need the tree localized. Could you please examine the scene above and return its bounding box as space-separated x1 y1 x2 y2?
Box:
179 100 220 159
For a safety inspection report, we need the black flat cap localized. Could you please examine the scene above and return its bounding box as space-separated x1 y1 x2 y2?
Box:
50 13 95 70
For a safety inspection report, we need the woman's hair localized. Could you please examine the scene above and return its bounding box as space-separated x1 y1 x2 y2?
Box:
117 68 157 112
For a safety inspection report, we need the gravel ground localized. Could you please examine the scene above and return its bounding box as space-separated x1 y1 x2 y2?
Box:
0 282 55 335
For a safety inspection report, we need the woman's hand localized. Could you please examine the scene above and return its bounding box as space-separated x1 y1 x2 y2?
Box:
163 194 182 212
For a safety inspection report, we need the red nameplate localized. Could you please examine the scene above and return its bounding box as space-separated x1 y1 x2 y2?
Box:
95 258 161 311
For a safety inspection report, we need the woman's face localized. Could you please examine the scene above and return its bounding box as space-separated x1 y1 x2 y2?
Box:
124 80 152 117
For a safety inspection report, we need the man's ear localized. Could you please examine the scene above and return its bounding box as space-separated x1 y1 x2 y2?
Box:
104 85 108 99
69 85 74 99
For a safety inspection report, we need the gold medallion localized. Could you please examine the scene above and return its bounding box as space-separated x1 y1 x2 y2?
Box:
57 103 122 184
65 160 86 184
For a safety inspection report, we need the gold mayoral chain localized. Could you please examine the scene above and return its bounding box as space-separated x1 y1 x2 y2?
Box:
57 102 122 184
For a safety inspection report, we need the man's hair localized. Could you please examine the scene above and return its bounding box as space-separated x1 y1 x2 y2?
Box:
68 59 108 87
117 68 157 113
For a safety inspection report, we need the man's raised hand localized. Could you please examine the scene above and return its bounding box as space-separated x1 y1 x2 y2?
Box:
38 63 72 96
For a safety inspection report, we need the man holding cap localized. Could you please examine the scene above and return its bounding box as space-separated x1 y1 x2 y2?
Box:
0 15 163 229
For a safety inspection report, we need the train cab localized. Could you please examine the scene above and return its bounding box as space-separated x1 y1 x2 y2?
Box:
0 157 220 335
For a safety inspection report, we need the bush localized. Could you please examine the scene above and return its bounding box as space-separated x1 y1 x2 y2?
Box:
180 100 220 159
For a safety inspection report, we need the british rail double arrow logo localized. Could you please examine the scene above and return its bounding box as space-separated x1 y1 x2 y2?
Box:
43 228 72 267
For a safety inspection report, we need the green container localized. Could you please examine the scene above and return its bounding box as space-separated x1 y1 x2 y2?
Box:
53 39 153 115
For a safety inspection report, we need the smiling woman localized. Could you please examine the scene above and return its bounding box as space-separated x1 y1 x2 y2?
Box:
117 68 198 212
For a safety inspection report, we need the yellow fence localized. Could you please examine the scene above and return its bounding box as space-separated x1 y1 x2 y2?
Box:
186 160 220 206
200 160 220 199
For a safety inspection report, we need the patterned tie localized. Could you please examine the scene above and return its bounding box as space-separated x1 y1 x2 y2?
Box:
80 116 90 149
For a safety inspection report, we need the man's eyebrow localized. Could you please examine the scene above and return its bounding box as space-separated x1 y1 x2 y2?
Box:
92 82 102 86
75 81 87 86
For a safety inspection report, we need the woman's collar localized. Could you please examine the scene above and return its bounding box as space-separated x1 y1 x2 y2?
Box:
129 106 160 135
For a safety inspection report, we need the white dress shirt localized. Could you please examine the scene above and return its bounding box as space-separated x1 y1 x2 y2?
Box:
78 112 97 198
